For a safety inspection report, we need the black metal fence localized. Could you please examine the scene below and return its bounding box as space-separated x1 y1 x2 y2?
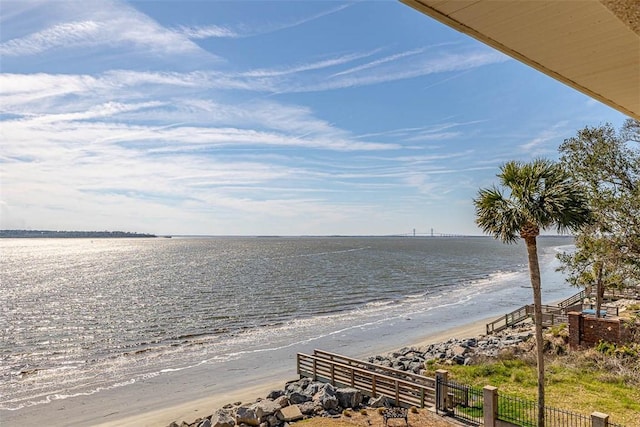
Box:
436 377 483 425
498 392 591 426
497 392 626 427
435 376 626 427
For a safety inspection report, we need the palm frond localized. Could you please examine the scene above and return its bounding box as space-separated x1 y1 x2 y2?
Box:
475 159 591 240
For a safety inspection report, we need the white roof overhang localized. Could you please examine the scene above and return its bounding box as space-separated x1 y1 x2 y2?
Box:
401 0 640 120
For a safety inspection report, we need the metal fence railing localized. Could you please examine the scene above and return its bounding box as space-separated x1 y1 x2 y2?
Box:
497 392 617 427
436 377 483 425
298 350 627 427
437 379 628 427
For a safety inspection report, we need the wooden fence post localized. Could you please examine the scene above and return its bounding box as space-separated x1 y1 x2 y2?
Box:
483 386 498 427
372 376 377 397
435 370 448 412
331 364 335 385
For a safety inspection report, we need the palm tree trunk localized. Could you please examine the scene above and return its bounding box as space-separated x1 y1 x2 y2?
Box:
524 235 545 427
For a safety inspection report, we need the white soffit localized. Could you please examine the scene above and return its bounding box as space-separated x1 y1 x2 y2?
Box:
401 0 640 120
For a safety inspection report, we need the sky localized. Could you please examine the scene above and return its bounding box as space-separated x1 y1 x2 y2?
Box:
0 1 630 236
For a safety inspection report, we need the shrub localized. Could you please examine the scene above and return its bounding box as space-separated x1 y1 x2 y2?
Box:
549 323 568 337
595 340 616 356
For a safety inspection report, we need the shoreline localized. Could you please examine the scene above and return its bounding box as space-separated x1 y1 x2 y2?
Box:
92 316 497 427
2 237 574 427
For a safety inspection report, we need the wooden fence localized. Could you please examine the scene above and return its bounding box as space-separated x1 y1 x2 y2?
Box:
485 304 569 335
296 349 435 408
295 351 624 426
485 305 530 334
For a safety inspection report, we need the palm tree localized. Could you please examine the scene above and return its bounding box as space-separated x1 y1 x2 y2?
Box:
474 159 591 427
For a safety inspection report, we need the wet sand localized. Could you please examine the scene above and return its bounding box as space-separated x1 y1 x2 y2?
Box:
88 317 495 427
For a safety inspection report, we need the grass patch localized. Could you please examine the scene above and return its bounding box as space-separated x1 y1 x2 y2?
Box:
425 351 640 426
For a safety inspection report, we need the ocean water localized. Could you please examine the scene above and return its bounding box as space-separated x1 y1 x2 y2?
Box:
0 236 575 417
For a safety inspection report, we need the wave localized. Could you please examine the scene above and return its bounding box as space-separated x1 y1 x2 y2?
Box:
270 246 371 259
2 237 573 413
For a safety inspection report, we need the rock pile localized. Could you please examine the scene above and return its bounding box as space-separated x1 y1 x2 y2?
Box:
168 377 386 427
368 328 534 371
170 326 534 427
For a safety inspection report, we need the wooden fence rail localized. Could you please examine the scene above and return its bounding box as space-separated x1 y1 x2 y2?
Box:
312 349 435 389
485 305 530 335
296 351 624 426
297 352 436 408
557 289 588 309
486 299 585 335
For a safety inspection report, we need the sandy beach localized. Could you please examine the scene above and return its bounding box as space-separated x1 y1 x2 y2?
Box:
3 237 575 427
88 317 494 427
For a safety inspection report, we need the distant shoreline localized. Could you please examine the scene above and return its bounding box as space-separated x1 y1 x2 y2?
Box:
0 230 158 238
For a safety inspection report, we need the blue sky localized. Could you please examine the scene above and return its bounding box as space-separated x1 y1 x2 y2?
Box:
0 1 629 236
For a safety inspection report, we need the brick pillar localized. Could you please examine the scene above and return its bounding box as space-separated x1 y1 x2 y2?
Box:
591 411 609 427
483 385 498 427
568 311 582 350
435 370 448 412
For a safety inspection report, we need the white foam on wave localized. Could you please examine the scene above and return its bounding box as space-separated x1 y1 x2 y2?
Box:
1 378 136 411
269 246 371 260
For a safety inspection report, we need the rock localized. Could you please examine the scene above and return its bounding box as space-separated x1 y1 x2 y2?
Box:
452 345 467 356
236 406 260 427
266 390 283 399
274 395 289 408
265 415 279 427
392 361 405 370
199 419 212 427
287 391 309 404
336 388 362 409
278 405 303 422
295 378 311 390
369 395 390 408
463 338 477 347
453 355 466 365
408 361 422 373
298 401 317 415
211 409 235 427
313 384 339 410
305 382 324 396
253 399 281 419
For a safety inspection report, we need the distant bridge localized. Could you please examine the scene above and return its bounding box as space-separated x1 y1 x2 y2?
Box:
392 229 467 238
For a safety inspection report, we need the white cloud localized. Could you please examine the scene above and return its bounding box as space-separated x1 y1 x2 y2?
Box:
291 50 510 92
241 50 382 78
176 24 240 39
175 3 352 40
0 1 533 235
0 0 211 58
330 47 427 77
520 121 569 154
0 20 102 56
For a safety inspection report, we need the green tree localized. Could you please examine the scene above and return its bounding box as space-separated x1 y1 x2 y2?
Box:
474 159 591 427
558 120 640 309
556 229 624 317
